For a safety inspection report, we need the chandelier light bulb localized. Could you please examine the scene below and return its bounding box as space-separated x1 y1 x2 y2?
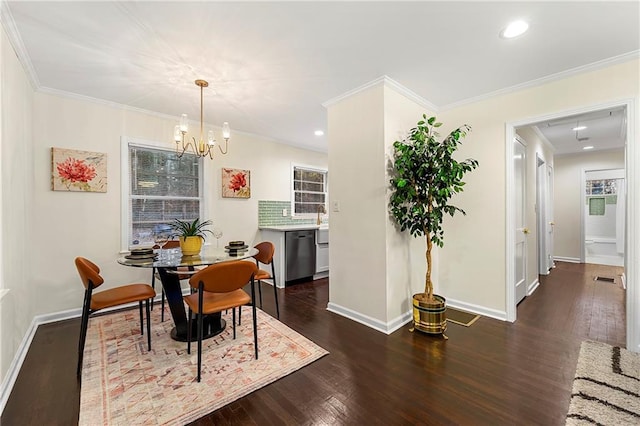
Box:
180 114 189 133
174 125 181 142
208 130 216 146
222 122 231 140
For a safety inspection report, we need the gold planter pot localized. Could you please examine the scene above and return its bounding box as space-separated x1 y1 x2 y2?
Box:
411 294 447 338
179 236 203 256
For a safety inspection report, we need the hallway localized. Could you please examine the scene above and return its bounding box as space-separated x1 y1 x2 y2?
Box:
519 261 625 346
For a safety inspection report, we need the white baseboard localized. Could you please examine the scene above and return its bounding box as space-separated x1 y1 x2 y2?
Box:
313 271 329 281
0 294 170 416
0 316 38 415
554 256 581 263
444 297 508 322
326 297 506 335
527 279 540 296
326 302 412 335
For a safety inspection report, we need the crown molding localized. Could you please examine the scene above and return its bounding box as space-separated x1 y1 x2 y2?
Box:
440 50 640 112
322 75 439 112
38 86 180 121
0 0 40 89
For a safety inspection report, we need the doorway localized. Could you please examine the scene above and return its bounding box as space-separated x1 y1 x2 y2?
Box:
505 99 636 352
582 168 625 267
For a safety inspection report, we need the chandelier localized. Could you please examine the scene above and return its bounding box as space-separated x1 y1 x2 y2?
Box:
174 79 230 159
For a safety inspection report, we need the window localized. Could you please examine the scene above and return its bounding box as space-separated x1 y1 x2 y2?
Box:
291 165 327 216
125 143 202 247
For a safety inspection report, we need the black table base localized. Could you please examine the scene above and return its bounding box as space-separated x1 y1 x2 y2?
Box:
169 317 226 342
156 266 226 342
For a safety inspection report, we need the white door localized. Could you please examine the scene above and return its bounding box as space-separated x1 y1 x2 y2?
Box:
545 165 555 271
514 137 528 304
537 156 549 275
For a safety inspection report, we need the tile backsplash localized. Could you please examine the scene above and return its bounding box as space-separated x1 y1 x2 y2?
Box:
259 200 321 226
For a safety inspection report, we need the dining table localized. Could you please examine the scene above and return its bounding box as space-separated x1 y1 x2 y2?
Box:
118 246 258 342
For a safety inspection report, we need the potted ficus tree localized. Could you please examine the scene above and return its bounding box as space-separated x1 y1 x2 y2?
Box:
389 115 478 337
171 218 213 256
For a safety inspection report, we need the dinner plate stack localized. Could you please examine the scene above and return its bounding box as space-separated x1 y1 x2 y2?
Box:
225 241 248 256
125 247 157 262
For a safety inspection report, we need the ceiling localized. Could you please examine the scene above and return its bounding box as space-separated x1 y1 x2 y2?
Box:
531 107 627 156
2 1 639 153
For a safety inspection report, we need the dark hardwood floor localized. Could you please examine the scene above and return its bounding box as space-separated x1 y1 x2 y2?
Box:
1 262 625 425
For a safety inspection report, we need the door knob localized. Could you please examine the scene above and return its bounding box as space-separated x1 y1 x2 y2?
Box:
522 228 530 234
549 221 555 226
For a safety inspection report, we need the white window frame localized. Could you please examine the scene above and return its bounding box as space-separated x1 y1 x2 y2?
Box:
290 163 328 218
120 136 206 252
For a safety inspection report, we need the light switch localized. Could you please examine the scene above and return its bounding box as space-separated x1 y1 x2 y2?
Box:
282 208 288 216
332 200 340 212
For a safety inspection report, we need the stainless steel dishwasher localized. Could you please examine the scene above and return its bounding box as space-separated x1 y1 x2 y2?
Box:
285 230 316 283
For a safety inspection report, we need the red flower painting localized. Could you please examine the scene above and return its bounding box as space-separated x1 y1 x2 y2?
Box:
228 171 247 192
57 158 97 183
222 168 251 198
51 148 107 192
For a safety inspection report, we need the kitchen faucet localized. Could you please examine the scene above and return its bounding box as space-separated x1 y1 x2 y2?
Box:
317 204 326 225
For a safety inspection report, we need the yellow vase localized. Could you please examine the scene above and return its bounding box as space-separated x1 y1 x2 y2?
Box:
179 236 202 256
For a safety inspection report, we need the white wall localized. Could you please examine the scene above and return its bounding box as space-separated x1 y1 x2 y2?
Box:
327 84 388 324
555 150 624 259
1 25 34 382
437 59 638 317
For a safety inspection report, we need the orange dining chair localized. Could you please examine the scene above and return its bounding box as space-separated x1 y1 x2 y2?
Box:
184 261 258 382
253 241 280 318
151 240 197 321
75 257 156 377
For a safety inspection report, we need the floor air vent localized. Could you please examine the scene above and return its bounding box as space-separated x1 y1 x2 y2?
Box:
594 276 616 283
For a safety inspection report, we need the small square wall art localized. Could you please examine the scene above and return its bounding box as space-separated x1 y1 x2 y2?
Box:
222 168 250 198
51 147 107 192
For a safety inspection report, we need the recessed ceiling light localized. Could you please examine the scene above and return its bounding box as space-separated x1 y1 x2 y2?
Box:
500 20 529 39
573 126 587 131
583 146 594 150
314 130 324 136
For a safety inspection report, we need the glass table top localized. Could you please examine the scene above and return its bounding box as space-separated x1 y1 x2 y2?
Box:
118 246 258 268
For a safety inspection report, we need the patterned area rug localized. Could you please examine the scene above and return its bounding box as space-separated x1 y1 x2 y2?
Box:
79 306 328 425
566 340 640 425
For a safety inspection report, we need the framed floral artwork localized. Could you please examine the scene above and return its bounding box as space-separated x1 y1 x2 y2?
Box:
51 147 107 192
222 168 250 198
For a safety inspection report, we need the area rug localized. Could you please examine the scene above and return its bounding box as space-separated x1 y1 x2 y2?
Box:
566 340 640 425
446 307 480 327
79 306 328 425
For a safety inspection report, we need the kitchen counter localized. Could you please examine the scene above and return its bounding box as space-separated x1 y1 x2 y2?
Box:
259 224 328 231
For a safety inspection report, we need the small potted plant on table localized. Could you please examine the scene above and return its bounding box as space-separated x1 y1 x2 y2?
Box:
171 218 213 256
389 115 478 338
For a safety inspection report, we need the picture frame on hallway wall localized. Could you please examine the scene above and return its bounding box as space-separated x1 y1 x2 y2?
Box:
51 147 107 193
222 168 251 198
